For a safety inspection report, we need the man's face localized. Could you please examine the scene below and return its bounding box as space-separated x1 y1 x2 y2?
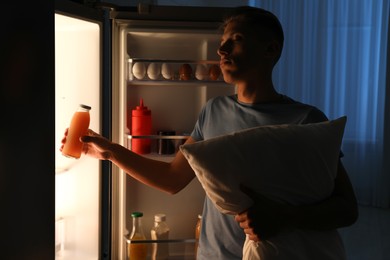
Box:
217 21 272 84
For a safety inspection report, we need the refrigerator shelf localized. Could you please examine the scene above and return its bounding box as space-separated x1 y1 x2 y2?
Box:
127 79 226 85
126 134 189 159
128 58 219 64
126 134 190 140
124 236 197 260
125 238 196 244
128 59 224 82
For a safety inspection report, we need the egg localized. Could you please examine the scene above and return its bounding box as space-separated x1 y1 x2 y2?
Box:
179 63 193 81
132 62 146 80
161 63 174 80
147 63 161 80
195 64 208 80
209 64 221 81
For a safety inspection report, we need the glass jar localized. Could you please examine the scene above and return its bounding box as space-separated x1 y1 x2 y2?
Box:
128 211 147 260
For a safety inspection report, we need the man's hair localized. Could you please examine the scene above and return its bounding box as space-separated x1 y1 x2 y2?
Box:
222 6 284 51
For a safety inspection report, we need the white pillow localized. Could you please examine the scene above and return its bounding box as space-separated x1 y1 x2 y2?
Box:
180 117 347 215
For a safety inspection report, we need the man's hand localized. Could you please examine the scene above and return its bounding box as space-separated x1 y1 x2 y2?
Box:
235 162 359 242
80 129 113 160
60 129 113 160
235 185 291 241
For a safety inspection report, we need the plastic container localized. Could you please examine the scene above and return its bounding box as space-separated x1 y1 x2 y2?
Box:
157 130 176 155
128 211 147 260
62 104 91 159
151 213 170 260
131 98 152 154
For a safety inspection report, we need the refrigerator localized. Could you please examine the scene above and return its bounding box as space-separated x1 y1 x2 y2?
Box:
55 1 236 259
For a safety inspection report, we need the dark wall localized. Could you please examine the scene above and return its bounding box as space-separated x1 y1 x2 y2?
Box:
0 2 55 259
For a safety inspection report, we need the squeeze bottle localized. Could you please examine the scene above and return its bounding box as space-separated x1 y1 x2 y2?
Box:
151 214 170 260
128 211 147 260
131 98 152 154
195 214 202 258
62 104 91 159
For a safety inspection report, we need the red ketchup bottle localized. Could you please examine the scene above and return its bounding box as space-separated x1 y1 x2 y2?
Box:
131 98 152 154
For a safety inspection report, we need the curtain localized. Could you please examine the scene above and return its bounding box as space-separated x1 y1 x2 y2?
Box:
156 0 390 207
253 0 390 207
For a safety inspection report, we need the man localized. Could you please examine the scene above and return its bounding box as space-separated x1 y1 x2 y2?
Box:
62 6 358 260
200 8 357 259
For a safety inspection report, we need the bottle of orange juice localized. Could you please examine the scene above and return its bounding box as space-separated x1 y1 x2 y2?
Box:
128 211 147 260
62 104 91 159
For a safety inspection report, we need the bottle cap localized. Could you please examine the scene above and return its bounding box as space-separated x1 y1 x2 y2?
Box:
80 104 91 110
154 213 166 222
131 211 143 218
132 98 151 116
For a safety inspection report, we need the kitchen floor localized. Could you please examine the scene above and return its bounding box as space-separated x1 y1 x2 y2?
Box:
339 205 390 260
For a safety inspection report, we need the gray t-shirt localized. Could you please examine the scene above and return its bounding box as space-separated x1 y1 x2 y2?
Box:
191 94 330 259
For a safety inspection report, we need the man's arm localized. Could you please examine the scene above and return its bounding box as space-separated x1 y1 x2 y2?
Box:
79 130 197 195
235 160 359 241
290 161 358 229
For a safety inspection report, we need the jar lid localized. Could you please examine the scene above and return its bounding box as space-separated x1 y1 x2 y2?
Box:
154 213 166 222
131 211 143 218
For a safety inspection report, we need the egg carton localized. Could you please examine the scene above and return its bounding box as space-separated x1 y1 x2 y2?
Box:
128 60 223 82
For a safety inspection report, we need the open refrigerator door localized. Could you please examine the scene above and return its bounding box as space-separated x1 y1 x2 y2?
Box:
54 13 101 260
